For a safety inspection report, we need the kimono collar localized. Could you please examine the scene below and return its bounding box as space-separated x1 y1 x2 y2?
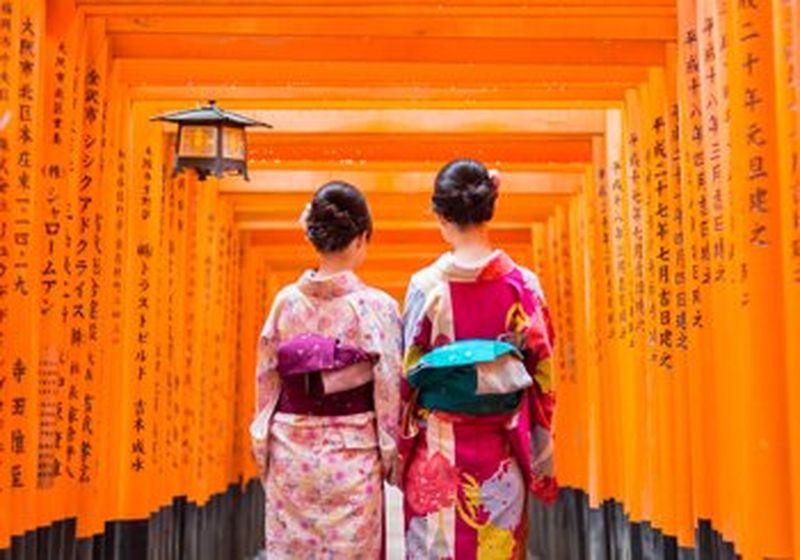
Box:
436 249 516 281
296 269 365 299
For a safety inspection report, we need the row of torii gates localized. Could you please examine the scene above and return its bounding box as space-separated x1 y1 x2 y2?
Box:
1 0 799 559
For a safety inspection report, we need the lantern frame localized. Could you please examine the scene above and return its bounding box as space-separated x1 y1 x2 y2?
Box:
151 100 271 181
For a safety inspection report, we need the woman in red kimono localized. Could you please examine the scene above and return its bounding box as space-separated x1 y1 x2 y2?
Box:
400 159 557 559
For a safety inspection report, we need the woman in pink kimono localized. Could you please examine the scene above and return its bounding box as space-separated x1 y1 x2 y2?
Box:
400 160 557 559
251 181 402 559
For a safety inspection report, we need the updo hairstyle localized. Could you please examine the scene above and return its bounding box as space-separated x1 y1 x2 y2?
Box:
305 181 373 253
431 159 498 226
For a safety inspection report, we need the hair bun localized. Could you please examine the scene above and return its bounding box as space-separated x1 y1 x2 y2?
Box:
304 181 373 253
432 159 498 225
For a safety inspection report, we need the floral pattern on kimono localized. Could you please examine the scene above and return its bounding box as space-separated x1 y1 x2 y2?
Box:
251 270 403 559
400 250 556 559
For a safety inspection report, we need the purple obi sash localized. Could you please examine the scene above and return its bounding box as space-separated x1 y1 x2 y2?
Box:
275 334 377 416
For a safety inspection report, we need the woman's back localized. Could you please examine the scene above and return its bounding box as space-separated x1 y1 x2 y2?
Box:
405 250 547 348
399 160 556 560
251 181 402 560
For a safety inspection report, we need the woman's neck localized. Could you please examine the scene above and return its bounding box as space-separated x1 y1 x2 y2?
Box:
450 227 493 263
316 253 355 278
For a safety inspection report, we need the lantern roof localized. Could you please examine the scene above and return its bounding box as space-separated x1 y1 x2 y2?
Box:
151 100 271 128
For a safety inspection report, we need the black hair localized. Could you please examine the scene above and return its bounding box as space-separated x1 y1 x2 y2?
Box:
305 181 373 253
432 159 498 226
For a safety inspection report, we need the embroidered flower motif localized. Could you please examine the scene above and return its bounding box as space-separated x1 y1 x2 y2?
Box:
405 451 460 515
479 459 525 530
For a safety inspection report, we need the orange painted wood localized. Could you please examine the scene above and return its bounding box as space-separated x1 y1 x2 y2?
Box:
676 0 713 532
773 0 800 556
227 192 569 223
3 0 37 541
109 34 668 66
117 59 650 86
230 170 584 196
242 133 593 164
127 85 632 105
206 108 608 134
79 0 675 10
99 13 676 41
728 0 792 555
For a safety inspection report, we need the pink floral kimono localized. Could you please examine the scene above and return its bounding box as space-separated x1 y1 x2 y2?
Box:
400 250 556 559
251 270 402 559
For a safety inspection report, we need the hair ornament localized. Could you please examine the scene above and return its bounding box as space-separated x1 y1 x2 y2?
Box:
488 168 501 190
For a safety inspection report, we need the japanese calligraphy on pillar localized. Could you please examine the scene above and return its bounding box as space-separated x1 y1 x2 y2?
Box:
132 144 154 476
36 34 72 492
151 143 168 496
676 13 719 527
591 137 613 360
605 111 629 348
97 78 126 531
734 2 774 253
213 216 228 479
123 109 162 514
39 42 67 318
0 0 15 517
75 62 104 487
680 13 711 334
11 1 33 490
164 173 178 478
698 2 732 291
9 0 42 534
14 11 36 297
558 207 576 381
231 229 244 474
228 223 242 474
649 74 673 372
181 175 197 477
667 69 689 357
625 91 646 348
170 174 187 478
197 187 216 496
111 147 125 346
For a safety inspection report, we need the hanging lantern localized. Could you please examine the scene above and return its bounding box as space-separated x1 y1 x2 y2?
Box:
151 100 271 181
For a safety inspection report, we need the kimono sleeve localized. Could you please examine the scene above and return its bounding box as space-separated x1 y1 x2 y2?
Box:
368 295 404 485
402 278 433 373
250 289 287 480
516 268 555 428
525 291 556 432
520 269 558 503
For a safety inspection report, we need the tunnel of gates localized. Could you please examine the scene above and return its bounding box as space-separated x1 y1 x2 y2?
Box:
0 0 799 559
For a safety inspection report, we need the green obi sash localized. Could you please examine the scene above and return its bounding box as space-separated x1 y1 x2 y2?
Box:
407 340 527 416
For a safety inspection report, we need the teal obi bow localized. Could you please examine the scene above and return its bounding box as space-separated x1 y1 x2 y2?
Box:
407 340 526 415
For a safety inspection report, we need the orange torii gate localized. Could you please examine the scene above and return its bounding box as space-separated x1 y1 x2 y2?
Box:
0 1 798 559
